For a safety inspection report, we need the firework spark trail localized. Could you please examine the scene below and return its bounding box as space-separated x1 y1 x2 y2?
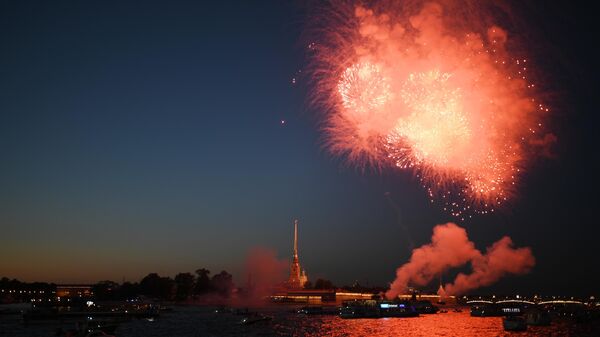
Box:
309 1 554 217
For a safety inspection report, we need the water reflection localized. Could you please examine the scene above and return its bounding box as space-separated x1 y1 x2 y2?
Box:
1 306 598 337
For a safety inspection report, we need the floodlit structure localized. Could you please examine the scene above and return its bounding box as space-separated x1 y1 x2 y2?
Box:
287 219 308 289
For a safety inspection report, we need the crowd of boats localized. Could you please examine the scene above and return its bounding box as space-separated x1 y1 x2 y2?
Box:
2 297 598 334
0 300 167 337
339 298 598 331
213 298 599 332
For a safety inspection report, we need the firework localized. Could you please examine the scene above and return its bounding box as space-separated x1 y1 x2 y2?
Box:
338 62 392 117
309 1 553 217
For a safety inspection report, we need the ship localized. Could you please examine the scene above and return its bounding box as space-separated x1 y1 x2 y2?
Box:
339 299 419 319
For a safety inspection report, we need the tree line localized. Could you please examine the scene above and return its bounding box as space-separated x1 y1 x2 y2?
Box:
92 269 234 301
2 274 384 303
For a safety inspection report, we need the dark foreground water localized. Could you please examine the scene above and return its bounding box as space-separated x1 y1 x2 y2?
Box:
2 306 599 337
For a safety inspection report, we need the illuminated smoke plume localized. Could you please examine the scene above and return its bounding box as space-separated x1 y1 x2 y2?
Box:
385 223 535 299
444 236 536 295
241 247 288 305
308 0 554 217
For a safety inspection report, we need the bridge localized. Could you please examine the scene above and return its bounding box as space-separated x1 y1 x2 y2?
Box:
466 299 586 306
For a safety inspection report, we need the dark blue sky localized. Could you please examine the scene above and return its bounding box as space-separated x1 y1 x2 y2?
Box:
1 1 597 295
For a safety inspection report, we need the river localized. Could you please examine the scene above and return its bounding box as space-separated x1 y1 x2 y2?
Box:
2 305 598 336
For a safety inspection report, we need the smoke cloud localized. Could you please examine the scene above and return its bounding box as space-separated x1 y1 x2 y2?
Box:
386 223 534 298
240 247 288 305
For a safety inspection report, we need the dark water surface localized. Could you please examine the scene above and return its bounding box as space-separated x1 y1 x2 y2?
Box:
2 306 599 337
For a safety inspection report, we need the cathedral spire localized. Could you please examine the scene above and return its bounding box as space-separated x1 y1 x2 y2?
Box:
287 219 307 288
293 219 298 259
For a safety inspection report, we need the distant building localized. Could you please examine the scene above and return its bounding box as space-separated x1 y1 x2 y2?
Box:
0 282 55 304
56 284 93 298
286 219 308 289
437 284 448 303
396 292 457 305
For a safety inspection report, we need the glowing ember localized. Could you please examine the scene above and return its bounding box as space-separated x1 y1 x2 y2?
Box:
338 62 392 117
392 69 470 167
309 1 553 217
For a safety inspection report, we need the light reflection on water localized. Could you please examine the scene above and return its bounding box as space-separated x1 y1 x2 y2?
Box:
1 306 598 337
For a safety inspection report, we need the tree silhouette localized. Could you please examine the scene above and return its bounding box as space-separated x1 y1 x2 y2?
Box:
92 280 119 300
314 278 335 290
194 268 212 295
211 271 234 297
174 272 196 300
140 273 161 297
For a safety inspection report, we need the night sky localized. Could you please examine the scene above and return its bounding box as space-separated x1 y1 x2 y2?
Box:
1 1 597 296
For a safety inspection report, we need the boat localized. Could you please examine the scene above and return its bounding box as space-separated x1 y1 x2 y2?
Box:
82 319 119 335
503 316 527 331
24 307 158 322
214 307 234 314
56 328 116 337
82 332 115 337
297 306 324 315
339 300 419 319
233 308 251 315
54 318 119 337
411 300 439 314
296 306 337 315
158 305 173 312
470 304 502 317
240 314 272 325
379 302 419 318
339 300 380 319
